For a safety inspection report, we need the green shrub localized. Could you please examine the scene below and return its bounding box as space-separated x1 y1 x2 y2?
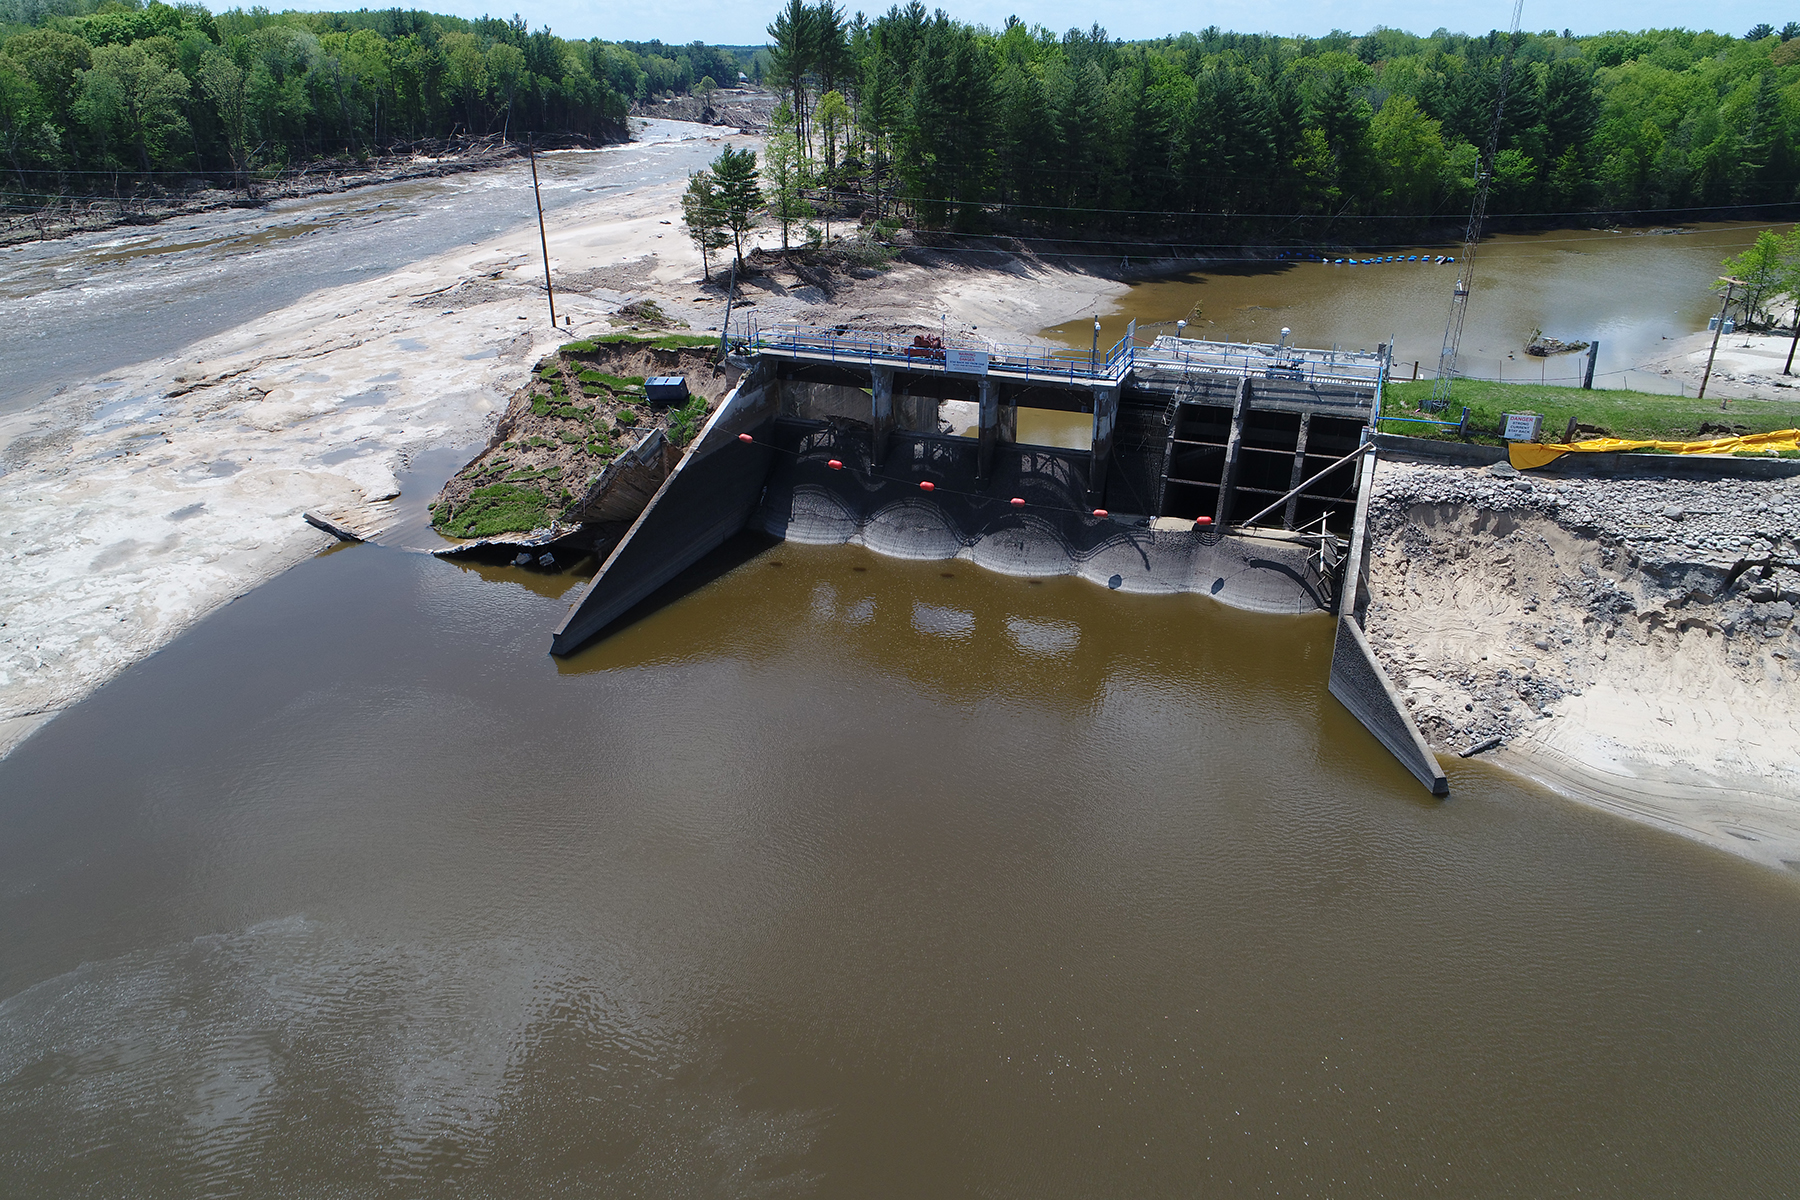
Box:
558 429 581 443
617 407 639 426
666 395 710 447
531 396 551 417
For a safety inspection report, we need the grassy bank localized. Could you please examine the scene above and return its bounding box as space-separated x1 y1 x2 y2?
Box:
1381 379 1800 444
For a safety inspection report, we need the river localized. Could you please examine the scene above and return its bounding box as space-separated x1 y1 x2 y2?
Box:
0 119 723 415
1 521 1797 1194
4 154 1799 1192
1045 222 1792 394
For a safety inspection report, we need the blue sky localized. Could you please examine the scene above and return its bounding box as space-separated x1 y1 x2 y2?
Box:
278 0 1770 45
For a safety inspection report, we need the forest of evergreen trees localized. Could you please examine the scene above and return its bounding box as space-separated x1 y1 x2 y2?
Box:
757 0 1800 237
0 0 745 189
2 0 1796 237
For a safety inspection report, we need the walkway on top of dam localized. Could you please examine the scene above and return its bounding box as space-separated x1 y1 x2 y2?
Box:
742 320 1390 402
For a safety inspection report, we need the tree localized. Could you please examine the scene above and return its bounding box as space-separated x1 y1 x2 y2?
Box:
1721 229 1790 326
0 54 52 186
710 144 762 268
1370 95 1445 212
77 42 192 171
814 87 849 174
763 103 813 249
1774 230 1800 373
487 42 526 141
198 49 251 191
766 0 816 151
681 167 730 279
1746 23 1775 40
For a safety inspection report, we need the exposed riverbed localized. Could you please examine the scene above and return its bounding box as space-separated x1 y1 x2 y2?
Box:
2 535 1798 1195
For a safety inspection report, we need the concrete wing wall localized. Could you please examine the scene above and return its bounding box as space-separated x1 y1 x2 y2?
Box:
1329 615 1449 796
549 363 781 655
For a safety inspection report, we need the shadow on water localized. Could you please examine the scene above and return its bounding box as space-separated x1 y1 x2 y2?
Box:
553 529 782 671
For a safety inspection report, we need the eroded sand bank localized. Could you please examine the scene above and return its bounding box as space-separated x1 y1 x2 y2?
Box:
1365 456 1800 871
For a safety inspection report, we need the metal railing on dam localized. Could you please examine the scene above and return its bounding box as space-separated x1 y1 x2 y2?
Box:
744 319 1133 386
1134 335 1386 393
742 319 1388 399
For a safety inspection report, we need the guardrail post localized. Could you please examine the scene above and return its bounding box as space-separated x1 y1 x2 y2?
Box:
1283 412 1313 529
1214 377 1253 527
871 365 895 466
1088 382 1118 506
977 377 999 482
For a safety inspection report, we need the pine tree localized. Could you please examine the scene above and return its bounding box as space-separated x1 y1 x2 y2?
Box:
680 168 730 280
710 145 762 269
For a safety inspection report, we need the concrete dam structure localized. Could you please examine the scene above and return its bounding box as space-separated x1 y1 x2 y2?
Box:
549 325 1446 795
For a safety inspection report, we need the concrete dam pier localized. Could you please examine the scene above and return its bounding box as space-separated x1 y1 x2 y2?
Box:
549 326 1446 795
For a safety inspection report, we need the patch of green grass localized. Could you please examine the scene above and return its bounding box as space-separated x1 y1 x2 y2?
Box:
576 368 646 391
530 396 551 417
432 482 550 538
1382 379 1800 444
615 407 639 427
571 331 716 353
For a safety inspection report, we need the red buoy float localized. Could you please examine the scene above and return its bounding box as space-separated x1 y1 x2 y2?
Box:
919 481 935 492
738 433 753 443
828 459 844 470
1010 497 1025 508
1194 516 1213 527
1093 509 1109 518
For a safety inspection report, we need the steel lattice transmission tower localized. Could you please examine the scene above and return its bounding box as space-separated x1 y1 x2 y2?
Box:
1429 0 1526 409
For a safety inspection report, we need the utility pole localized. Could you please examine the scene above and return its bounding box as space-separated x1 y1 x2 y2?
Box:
717 258 738 362
1697 278 1740 405
1785 303 1800 375
528 137 558 329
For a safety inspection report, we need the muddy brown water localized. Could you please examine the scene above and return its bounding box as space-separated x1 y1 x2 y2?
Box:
3 531 1798 1196
1045 221 1794 395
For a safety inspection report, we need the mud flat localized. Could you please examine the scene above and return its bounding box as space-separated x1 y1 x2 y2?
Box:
1363 451 1800 870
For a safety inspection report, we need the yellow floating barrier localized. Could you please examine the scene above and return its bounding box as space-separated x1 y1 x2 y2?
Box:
1508 429 1800 470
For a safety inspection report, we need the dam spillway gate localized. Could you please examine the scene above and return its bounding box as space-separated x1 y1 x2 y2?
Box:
546 324 1446 796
